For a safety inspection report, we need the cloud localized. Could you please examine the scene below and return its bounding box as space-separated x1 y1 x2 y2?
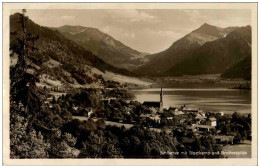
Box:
183 9 200 15
101 26 111 33
60 15 76 20
140 28 185 52
122 32 136 39
182 10 207 23
108 10 155 23
22 9 251 53
144 28 183 38
100 26 135 42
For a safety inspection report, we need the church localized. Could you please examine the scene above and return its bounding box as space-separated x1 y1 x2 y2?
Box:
142 87 164 113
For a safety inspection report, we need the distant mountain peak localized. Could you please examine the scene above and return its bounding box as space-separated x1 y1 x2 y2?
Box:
135 23 242 76
165 25 252 76
200 23 213 27
56 24 149 71
193 23 221 34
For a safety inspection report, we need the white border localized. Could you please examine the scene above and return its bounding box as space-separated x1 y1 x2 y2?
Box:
2 2 258 166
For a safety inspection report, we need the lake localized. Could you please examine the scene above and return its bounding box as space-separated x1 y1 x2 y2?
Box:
132 88 251 114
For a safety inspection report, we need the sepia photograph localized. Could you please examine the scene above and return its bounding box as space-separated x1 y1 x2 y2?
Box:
2 2 258 166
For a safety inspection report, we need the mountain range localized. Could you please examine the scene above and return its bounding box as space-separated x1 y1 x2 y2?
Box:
134 23 241 76
165 25 251 77
10 13 137 88
54 23 251 79
56 25 150 71
10 13 252 83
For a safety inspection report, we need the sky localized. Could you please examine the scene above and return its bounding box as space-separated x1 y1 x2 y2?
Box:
11 9 251 54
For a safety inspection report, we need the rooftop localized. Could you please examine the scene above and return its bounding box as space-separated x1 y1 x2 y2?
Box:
208 117 217 121
193 124 215 129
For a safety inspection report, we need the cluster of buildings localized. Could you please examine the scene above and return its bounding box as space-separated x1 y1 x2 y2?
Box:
140 88 217 127
45 85 234 145
139 88 234 144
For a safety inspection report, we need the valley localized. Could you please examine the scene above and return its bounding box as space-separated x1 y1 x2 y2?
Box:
9 10 252 159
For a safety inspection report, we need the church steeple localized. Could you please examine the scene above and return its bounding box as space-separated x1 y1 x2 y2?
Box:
160 87 163 113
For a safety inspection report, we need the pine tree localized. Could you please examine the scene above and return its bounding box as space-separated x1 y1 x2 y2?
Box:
10 9 41 113
10 10 47 157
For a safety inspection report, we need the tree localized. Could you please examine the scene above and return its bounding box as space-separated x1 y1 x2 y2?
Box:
10 9 41 113
10 106 50 158
10 9 47 158
49 131 80 158
234 133 242 144
52 96 56 104
142 143 151 157
240 130 247 142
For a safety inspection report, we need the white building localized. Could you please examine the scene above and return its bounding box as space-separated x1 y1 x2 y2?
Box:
206 117 217 127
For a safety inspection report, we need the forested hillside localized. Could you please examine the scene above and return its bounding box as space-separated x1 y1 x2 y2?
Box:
10 13 135 88
221 55 251 80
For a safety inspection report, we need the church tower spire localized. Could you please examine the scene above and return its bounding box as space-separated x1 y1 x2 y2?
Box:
160 87 163 113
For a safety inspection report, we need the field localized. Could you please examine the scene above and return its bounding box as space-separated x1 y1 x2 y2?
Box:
222 140 251 158
91 67 152 85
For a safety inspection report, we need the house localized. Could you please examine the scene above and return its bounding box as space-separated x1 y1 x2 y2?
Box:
206 117 217 126
150 115 161 123
193 124 215 132
88 109 94 117
169 107 184 116
168 107 178 113
181 105 200 114
140 114 161 123
46 97 53 102
72 106 79 111
150 107 158 115
140 114 151 119
195 114 206 124
195 114 206 120
173 111 184 116
123 107 131 115
179 119 186 124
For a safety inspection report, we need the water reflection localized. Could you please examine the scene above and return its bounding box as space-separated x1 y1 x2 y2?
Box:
133 88 251 114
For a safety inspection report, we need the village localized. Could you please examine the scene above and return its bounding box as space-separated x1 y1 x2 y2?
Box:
100 88 236 146
43 85 247 152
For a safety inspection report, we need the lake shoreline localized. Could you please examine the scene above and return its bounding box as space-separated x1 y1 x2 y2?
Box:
131 88 251 114
137 75 251 89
